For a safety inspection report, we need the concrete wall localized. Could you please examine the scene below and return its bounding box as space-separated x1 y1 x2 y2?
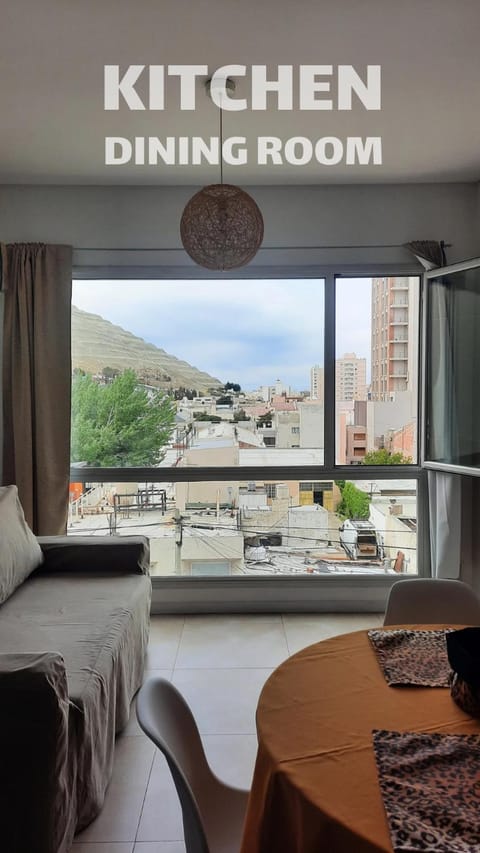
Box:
370 501 417 574
285 505 329 547
299 403 324 448
175 479 238 510
366 391 416 452
240 501 329 547
149 536 176 576
149 533 244 576
181 532 244 563
275 411 300 448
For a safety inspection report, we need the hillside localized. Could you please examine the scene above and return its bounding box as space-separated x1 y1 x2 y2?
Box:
71 305 222 392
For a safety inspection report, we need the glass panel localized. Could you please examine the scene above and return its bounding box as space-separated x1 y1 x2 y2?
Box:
426 264 480 468
71 279 324 469
68 478 417 577
335 276 420 464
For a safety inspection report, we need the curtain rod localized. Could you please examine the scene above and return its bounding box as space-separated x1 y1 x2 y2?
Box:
75 243 421 252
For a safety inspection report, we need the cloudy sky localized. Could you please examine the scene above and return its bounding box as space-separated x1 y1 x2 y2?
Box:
72 277 371 391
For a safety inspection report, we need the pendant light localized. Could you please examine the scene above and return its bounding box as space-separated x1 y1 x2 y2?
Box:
180 78 264 271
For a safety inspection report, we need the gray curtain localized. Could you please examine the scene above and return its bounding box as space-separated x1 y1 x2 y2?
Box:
426 279 462 578
428 280 458 463
403 240 447 270
426 276 479 582
1 243 72 534
428 470 462 578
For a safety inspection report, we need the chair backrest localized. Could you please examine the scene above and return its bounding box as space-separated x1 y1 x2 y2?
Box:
136 677 214 853
384 578 480 626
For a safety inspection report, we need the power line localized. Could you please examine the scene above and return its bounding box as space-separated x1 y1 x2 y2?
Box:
67 516 417 551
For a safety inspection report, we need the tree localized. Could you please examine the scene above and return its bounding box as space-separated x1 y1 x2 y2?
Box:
101 366 119 381
336 481 370 520
173 387 197 400
256 411 273 427
193 413 222 423
233 409 250 422
363 449 412 465
71 369 176 467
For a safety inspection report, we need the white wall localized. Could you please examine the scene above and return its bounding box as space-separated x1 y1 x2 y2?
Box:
0 183 478 272
366 391 416 452
370 501 417 574
299 404 324 449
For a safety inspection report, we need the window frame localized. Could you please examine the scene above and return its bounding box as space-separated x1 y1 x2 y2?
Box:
70 265 428 611
422 256 480 477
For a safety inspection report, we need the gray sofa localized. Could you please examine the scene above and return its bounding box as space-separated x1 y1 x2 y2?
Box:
0 535 152 853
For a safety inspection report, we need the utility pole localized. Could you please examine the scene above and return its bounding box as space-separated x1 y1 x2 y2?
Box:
174 509 182 575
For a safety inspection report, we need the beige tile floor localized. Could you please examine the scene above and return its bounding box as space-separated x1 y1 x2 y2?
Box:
72 612 383 853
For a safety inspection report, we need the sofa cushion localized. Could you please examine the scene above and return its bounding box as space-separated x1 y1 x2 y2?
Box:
0 485 43 604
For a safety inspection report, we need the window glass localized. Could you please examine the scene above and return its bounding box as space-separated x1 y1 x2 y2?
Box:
68 478 417 577
426 265 480 469
335 277 419 465
71 279 325 469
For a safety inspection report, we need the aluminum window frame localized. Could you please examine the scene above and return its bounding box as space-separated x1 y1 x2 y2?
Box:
422 255 480 477
71 264 429 611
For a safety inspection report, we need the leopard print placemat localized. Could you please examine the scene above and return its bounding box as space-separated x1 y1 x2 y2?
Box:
373 729 480 852
368 629 453 687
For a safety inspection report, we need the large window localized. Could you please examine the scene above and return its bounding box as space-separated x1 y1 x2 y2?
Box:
70 275 422 579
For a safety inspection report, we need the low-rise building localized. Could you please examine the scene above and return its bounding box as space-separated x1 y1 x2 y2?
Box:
345 424 367 464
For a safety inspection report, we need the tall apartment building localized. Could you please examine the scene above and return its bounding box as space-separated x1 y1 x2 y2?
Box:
335 353 367 402
310 365 324 400
370 277 418 401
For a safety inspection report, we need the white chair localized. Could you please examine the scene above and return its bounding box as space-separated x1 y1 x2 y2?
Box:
384 578 480 626
136 677 249 853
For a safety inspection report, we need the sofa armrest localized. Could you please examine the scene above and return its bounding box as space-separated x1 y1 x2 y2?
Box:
0 653 71 853
36 535 150 575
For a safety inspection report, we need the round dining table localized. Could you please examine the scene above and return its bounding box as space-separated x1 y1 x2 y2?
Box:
239 626 480 853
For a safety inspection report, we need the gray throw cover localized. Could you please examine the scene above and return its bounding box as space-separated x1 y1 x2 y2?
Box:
0 537 151 853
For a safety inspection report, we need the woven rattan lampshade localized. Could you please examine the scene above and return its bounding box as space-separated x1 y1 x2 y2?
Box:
180 183 264 271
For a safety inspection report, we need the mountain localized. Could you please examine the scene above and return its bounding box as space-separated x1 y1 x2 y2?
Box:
71 305 222 392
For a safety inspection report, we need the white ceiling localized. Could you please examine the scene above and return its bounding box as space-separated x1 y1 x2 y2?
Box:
1 0 479 185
